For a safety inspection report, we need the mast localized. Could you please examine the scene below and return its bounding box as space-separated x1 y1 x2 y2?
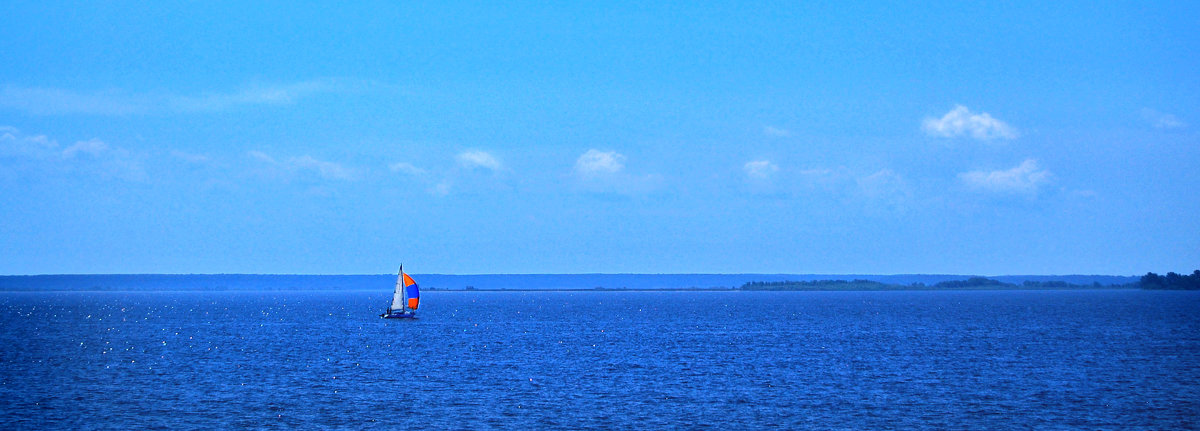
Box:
400 264 408 311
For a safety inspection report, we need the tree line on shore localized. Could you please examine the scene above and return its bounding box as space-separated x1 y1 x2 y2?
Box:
741 270 1200 291
1139 270 1200 290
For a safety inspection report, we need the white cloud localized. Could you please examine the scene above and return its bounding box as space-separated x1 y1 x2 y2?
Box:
763 126 792 137
571 149 663 195
289 155 356 180
574 149 625 176
798 168 835 177
249 151 357 180
858 169 909 199
859 168 900 189
0 127 145 180
456 150 502 171
1141 108 1186 129
62 139 109 158
0 126 59 158
743 160 778 179
787 165 913 210
248 150 277 164
0 80 339 116
923 105 1018 140
388 162 426 176
390 161 447 195
170 80 336 112
390 152 506 196
959 159 1051 193
796 167 852 188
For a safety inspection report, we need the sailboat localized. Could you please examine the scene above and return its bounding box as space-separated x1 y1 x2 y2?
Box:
381 265 420 319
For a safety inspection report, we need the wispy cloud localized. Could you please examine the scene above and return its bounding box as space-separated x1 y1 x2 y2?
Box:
798 168 836 177
289 155 357 180
763 126 792 137
778 165 914 211
170 150 211 164
743 160 778 180
1141 108 1186 130
248 150 277 164
389 151 506 196
249 150 358 181
959 159 1051 194
857 169 911 203
923 105 1018 140
574 149 625 177
0 79 340 115
388 161 450 195
61 138 108 158
388 161 427 177
170 81 337 113
386 161 439 194
0 125 58 158
0 126 145 180
456 150 503 172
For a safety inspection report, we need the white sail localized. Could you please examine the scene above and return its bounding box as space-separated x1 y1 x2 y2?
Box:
389 268 407 311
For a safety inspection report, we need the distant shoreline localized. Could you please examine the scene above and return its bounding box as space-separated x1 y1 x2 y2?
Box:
0 287 1151 293
2 272 1190 292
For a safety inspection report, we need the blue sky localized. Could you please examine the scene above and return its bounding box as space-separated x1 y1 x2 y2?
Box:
1 1 1197 275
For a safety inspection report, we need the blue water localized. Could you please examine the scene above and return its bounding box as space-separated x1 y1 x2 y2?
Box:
2 290 1198 429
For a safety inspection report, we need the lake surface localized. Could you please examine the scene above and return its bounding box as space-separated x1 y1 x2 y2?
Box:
2 290 1198 429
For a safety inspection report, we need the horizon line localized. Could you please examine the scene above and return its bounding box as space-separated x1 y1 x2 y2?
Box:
0 272 1144 277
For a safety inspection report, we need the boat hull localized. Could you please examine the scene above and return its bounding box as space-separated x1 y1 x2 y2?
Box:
381 311 417 319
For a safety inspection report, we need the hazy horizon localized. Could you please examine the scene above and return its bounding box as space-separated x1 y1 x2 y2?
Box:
0 271 1151 277
0 273 1143 293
